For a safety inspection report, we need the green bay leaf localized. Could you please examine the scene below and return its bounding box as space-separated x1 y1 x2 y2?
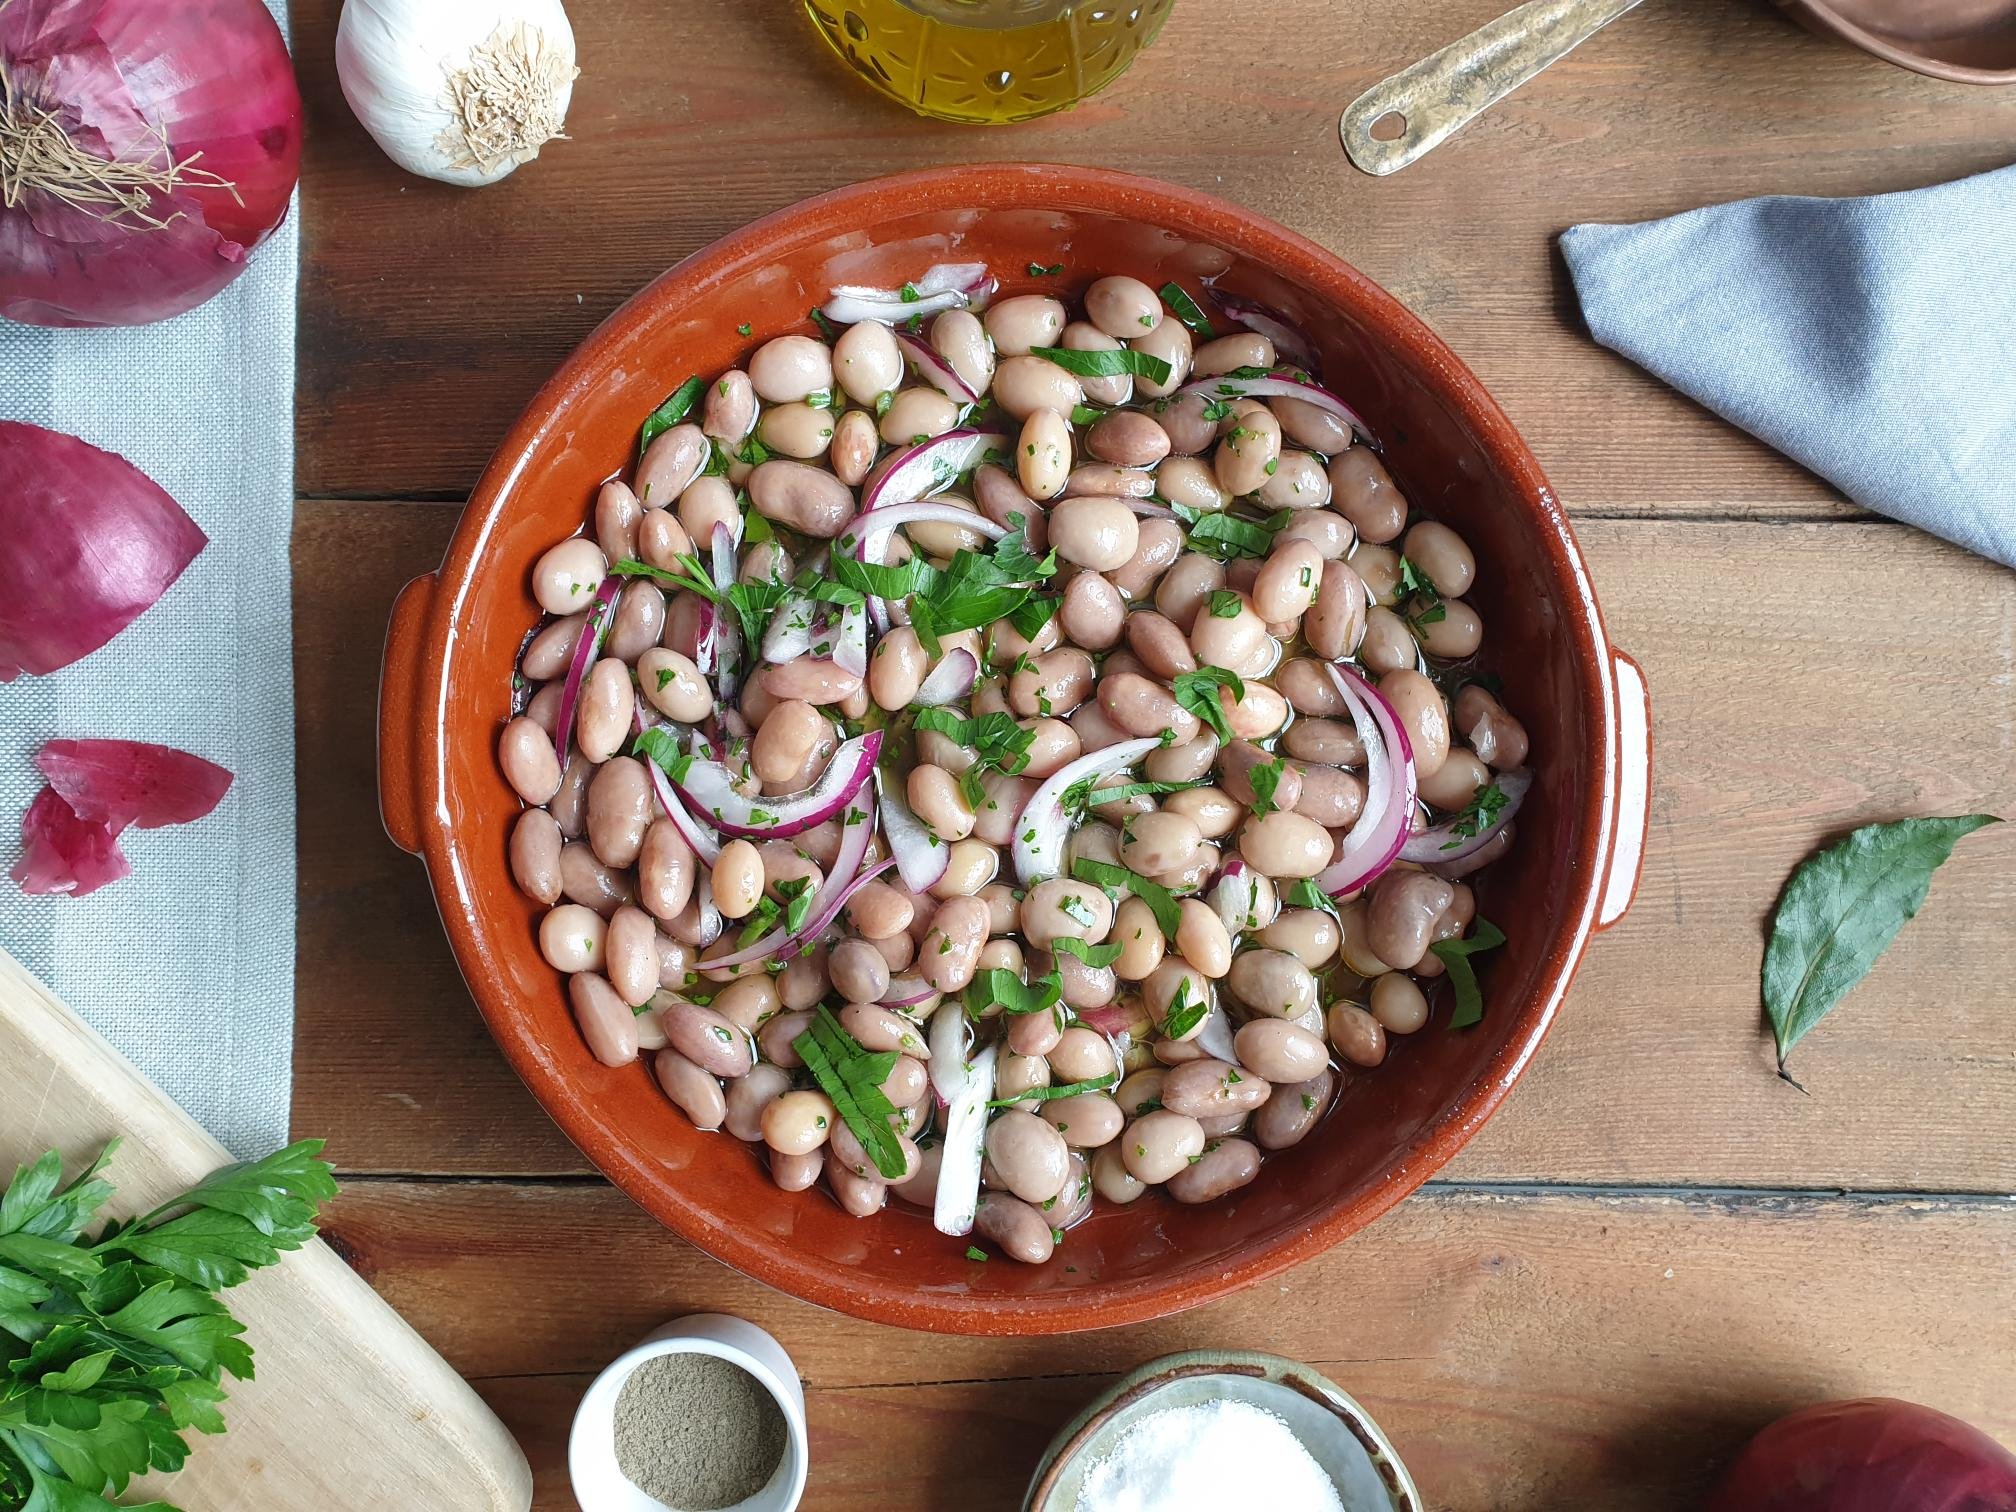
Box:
1763 814 2000 1085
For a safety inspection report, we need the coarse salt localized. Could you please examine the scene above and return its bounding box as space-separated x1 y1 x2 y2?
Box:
1075 1398 1349 1512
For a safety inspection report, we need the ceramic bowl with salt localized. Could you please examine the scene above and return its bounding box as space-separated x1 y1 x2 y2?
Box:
1024 1350 1419 1512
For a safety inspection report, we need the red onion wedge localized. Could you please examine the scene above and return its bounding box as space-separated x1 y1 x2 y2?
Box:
12 787 132 897
1314 662 1417 898
1127 498 1179 520
932 1005 998 1239
912 648 978 708
1079 1003 1144 1037
834 599 869 680
1215 294 1323 377
676 731 880 841
705 849 890 973
632 710 723 865
820 263 994 327
878 767 948 892
551 575 621 759
894 330 978 403
762 595 820 664
859 430 1010 517
1178 372 1374 446
1401 768 1531 866
0 423 207 681
1014 737 1163 885
1196 1007 1242 1067
691 600 722 676
884 976 936 1010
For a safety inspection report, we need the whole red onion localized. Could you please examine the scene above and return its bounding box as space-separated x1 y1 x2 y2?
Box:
1709 1398 2016 1512
0 0 303 327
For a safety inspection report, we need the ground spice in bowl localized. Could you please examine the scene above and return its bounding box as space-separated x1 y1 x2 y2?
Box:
613 1352 788 1510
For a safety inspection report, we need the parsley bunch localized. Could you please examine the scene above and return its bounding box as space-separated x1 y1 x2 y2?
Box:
0 1140 337 1511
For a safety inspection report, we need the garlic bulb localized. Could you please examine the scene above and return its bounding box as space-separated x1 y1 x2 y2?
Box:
335 0 579 188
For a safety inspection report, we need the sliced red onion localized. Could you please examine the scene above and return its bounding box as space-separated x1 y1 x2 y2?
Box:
932 1005 997 1238
912 648 978 708
690 875 724 949
821 263 995 327
894 329 978 403
1314 662 1417 898
1430 822 1516 880
1196 1007 1242 1067
675 730 880 840
763 595 820 664
1178 373 1373 445
702 835 888 972
1215 293 1323 377
632 709 723 865
859 431 1011 517
1127 498 1179 520
550 576 621 759
878 767 948 892
927 995 971 1105
1078 1003 1142 1036
1013 737 1164 885
885 975 936 1010
1403 768 1531 866
691 600 722 677
709 520 740 587
715 617 743 707
834 599 868 680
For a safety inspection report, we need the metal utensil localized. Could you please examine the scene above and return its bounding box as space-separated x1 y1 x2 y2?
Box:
1340 0 1649 176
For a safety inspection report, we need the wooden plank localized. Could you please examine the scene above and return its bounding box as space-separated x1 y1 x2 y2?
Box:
320 1178 2016 1511
292 502 2016 1191
290 0 2016 509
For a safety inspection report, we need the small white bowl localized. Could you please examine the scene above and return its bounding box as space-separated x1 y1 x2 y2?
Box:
569 1313 809 1512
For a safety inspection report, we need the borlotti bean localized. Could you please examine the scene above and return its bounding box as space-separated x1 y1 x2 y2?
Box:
500 263 1532 1262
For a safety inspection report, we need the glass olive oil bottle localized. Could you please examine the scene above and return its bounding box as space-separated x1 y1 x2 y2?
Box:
802 0 1175 125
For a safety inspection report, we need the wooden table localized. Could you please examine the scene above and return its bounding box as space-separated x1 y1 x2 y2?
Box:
286 2 2016 1506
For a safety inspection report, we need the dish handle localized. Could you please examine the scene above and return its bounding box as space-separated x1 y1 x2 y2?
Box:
379 572 439 857
1594 648 1650 930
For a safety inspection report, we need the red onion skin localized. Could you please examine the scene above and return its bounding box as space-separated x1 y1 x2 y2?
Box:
1708 1399 2016 1512
0 422 206 680
0 0 303 327
37 738 231 828
11 785 132 895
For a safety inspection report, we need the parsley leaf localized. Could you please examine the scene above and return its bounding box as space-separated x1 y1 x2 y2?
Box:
1070 858 1182 938
1160 976 1206 1039
989 1072 1120 1108
776 875 819 935
631 727 693 785
1172 505 1293 562
1248 756 1288 817
1442 781 1509 847
1285 878 1343 918
1028 346 1174 386
1430 918 1507 1029
793 1008 908 1177
1158 282 1216 339
639 376 702 455
1172 666 1245 745
963 968 1063 1020
1207 589 1243 619
1027 262 1064 277
912 708 1035 777
1399 556 1447 631
1051 937 1123 968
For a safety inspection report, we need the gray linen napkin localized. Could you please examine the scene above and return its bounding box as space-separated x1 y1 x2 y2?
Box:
1560 164 2016 568
0 0 298 1158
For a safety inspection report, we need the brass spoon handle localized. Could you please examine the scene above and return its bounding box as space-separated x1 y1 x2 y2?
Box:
1340 0 1648 176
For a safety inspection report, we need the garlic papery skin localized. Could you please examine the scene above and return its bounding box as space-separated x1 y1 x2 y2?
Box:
335 0 579 188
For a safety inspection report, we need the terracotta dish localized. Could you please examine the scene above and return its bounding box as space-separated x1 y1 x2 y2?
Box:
1778 0 2016 83
378 164 1652 1336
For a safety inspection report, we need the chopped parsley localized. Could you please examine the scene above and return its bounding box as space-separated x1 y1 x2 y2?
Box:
963 967 1063 1020
1069 403 1102 427
638 376 703 455
736 322 752 337
1172 504 1294 563
1070 857 1182 939
1028 345 1174 385
1051 937 1123 968
989 1071 1120 1108
1027 261 1064 277
1207 589 1243 619
1158 282 1216 338
1430 917 1507 1029
1160 976 1207 1039
793 1007 908 1178
631 727 693 785
1248 755 1288 817
1442 781 1509 847
1399 556 1447 631
1284 878 1344 919
831 520 1057 656
809 307 840 341
1172 666 1245 745
966 1246 989 1261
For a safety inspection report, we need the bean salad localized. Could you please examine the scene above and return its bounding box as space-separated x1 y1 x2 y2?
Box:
498 263 1532 1265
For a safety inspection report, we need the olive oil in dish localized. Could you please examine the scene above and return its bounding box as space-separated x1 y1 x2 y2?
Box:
801 0 1175 124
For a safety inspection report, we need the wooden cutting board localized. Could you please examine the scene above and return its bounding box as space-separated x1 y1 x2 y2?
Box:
0 949 534 1511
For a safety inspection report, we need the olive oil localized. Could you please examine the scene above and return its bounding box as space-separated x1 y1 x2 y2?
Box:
802 0 1175 125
